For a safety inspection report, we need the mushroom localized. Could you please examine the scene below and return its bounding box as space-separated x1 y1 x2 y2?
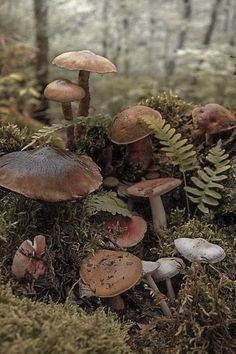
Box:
105 215 147 248
152 257 185 300
174 238 226 264
109 106 162 170
79 249 143 311
12 235 46 280
192 103 236 144
44 79 85 151
142 260 172 316
52 50 117 141
127 178 182 233
103 176 120 189
0 147 102 201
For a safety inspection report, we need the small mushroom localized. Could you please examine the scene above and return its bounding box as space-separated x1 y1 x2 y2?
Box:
152 257 185 300
142 260 172 316
174 238 226 264
12 235 46 280
79 249 143 310
109 106 162 170
0 147 102 201
105 215 147 248
127 178 182 233
44 79 85 151
192 103 236 144
52 50 117 142
103 176 120 189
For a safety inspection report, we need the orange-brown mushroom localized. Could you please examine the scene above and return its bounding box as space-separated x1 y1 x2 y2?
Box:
44 79 85 151
192 103 236 143
0 147 102 201
110 106 162 170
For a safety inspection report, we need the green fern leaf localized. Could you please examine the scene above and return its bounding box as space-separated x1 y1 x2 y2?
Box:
141 114 197 172
185 140 230 214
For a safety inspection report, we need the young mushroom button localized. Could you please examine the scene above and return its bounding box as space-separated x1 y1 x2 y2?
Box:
109 106 162 170
127 178 182 234
44 79 85 151
174 238 226 264
0 147 102 202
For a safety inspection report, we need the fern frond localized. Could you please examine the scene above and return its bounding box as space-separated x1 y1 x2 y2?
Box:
142 114 197 172
22 115 112 150
185 140 230 214
83 192 132 218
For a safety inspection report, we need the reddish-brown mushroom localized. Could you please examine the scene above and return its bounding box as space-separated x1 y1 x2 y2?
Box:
0 147 102 201
105 215 147 248
109 106 162 170
192 103 236 143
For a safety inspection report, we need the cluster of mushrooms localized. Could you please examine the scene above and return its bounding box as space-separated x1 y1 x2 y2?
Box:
0 49 233 315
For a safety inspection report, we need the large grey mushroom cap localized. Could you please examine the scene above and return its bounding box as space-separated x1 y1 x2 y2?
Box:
153 257 185 281
174 238 226 264
142 260 160 276
0 147 102 202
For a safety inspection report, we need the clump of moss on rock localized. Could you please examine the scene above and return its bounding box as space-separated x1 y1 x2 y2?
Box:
0 285 131 354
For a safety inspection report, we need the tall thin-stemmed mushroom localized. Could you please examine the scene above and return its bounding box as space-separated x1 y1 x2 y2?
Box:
52 50 117 142
44 79 85 151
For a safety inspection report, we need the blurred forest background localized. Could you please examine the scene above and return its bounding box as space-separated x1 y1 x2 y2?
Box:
0 0 235 125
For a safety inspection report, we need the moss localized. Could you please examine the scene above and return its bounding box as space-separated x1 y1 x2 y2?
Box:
0 285 131 354
0 123 30 152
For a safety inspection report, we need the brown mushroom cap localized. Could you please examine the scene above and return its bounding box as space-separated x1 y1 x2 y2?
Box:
105 215 147 248
127 178 182 198
44 79 85 103
0 147 102 202
52 50 117 73
110 106 162 144
192 103 236 135
80 249 143 297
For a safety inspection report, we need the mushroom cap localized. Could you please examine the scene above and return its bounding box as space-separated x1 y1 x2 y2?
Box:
109 106 162 144
0 147 102 202
79 249 143 297
105 215 147 248
33 235 46 258
192 103 236 135
142 260 160 276
52 50 117 73
152 257 185 282
127 178 182 198
44 79 85 103
174 238 226 263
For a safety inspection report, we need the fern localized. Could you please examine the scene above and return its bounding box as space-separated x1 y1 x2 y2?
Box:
142 114 197 172
185 140 230 214
22 115 112 150
83 192 132 218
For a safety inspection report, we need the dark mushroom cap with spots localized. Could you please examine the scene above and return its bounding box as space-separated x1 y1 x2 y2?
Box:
192 103 236 135
44 79 85 103
79 249 143 297
0 147 102 202
109 106 162 144
52 50 117 73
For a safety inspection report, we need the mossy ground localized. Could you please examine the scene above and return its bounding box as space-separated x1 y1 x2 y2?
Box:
0 93 235 353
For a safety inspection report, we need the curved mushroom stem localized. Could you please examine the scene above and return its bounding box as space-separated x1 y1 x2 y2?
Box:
146 274 172 316
149 195 167 234
127 136 152 170
75 70 90 143
166 278 175 301
61 103 76 151
108 295 125 311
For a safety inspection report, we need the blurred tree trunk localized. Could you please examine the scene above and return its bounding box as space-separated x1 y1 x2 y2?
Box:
33 0 49 124
101 0 109 57
165 0 192 79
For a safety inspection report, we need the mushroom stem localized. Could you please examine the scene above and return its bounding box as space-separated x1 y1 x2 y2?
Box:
61 102 76 151
146 274 172 316
108 295 125 311
149 195 167 233
75 70 90 143
127 137 152 170
166 278 176 301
